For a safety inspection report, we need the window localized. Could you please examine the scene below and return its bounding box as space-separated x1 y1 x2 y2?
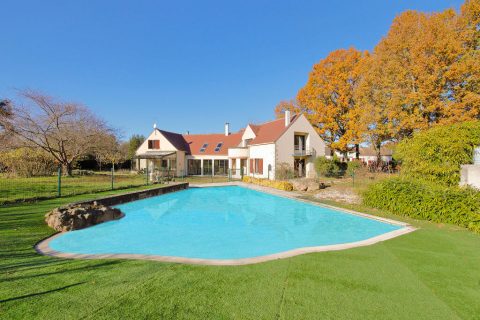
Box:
187 159 201 175
148 140 160 149
214 142 223 152
203 159 212 175
294 135 306 151
200 143 208 153
214 159 228 175
249 158 263 174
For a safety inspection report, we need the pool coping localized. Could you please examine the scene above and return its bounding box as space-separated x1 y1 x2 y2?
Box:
35 182 416 266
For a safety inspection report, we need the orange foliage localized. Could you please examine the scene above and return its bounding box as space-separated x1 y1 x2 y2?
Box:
296 48 365 153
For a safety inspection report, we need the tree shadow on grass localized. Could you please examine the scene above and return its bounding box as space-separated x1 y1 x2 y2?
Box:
3 260 124 282
0 282 86 303
0 257 73 273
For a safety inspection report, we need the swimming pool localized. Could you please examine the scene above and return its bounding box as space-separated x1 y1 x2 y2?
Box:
45 186 411 264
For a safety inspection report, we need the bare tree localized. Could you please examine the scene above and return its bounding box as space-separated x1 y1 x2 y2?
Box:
94 133 128 171
0 91 112 176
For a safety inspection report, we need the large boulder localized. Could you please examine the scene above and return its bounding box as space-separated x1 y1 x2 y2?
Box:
291 178 327 192
291 179 309 191
45 202 124 232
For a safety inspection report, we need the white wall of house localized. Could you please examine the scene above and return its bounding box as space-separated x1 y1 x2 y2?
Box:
136 130 177 154
275 114 326 178
242 125 257 142
248 143 276 179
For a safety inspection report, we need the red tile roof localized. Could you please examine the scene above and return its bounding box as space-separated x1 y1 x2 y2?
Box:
249 115 299 145
182 132 243 155
157 115 299 155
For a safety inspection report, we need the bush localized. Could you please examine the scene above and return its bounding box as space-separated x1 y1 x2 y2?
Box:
314 156 341 177
242 176 294 191
346 160 363 176
275 162 295 180
0 148 57 177
395 121 480 186
363 177 480 233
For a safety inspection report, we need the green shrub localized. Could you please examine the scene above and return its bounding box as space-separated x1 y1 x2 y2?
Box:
346 160 363 176
395 121 480 186
315 156 341 177
242 176 294 191
363 177 480 233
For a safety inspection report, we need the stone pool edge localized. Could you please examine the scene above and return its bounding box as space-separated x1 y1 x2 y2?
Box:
35 226 415 266
35 182 416 265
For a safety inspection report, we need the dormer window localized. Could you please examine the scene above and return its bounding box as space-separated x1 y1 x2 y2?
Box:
148 140 160 149
200 143 208 152
214 142 223 152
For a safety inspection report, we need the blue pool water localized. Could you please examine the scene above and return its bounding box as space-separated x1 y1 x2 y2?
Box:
49 186 403 260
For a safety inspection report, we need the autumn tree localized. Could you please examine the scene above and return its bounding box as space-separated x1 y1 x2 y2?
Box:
0 90 112 176
357 7 479 142
274 99 301 118
443 0 480 121
354 53 397 163
296 48 365 156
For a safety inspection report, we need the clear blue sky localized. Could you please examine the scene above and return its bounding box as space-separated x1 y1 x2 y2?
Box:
0 0 464 139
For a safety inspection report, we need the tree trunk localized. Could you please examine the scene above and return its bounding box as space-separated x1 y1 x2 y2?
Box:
375 141 382 168
355 144 360 160
63 163 73 176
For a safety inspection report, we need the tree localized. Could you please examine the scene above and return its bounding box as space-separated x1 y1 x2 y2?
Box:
296 48 365 156
0 99 13 121
0 90 112 176
357 8 479 143
0 99 14 149
94 133 128 170
127 134 145 160
274 99 301 118
443 0 480 122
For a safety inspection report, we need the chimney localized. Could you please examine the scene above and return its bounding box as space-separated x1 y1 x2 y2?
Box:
225 122 230 136
285 110 291 127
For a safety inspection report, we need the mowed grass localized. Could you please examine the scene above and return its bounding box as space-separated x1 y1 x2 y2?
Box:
0 173 232 204
1 187 480 319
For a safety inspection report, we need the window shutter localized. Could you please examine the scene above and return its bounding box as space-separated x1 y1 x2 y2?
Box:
250 159 254 174
154 140 160 149
258 159 263 174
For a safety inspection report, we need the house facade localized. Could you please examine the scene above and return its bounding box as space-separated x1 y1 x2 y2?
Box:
135 111 326 180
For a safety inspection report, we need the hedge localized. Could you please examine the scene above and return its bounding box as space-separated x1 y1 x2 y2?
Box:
242 176 294 191
395 121 480 186
363 177 480 233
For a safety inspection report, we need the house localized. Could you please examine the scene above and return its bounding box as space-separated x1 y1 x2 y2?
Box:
326 145 394 163
134 111 326 180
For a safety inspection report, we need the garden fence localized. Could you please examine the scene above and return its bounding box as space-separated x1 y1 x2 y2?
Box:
0 167 239 206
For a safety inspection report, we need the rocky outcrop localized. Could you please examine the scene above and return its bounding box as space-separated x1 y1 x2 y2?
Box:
45 202 124 232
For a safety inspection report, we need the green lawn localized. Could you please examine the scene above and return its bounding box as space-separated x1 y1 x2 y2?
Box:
0 173 232 204
1 187 479 319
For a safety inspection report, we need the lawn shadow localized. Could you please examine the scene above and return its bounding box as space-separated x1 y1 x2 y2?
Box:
0 282 86 303
3 260 124 282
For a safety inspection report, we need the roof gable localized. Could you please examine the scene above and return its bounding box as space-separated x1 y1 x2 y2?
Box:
249 115 299 145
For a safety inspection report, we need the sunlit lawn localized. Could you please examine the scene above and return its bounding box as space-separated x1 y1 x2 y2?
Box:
1 185 479 319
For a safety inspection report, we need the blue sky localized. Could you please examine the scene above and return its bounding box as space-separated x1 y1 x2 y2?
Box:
0 0 464 139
